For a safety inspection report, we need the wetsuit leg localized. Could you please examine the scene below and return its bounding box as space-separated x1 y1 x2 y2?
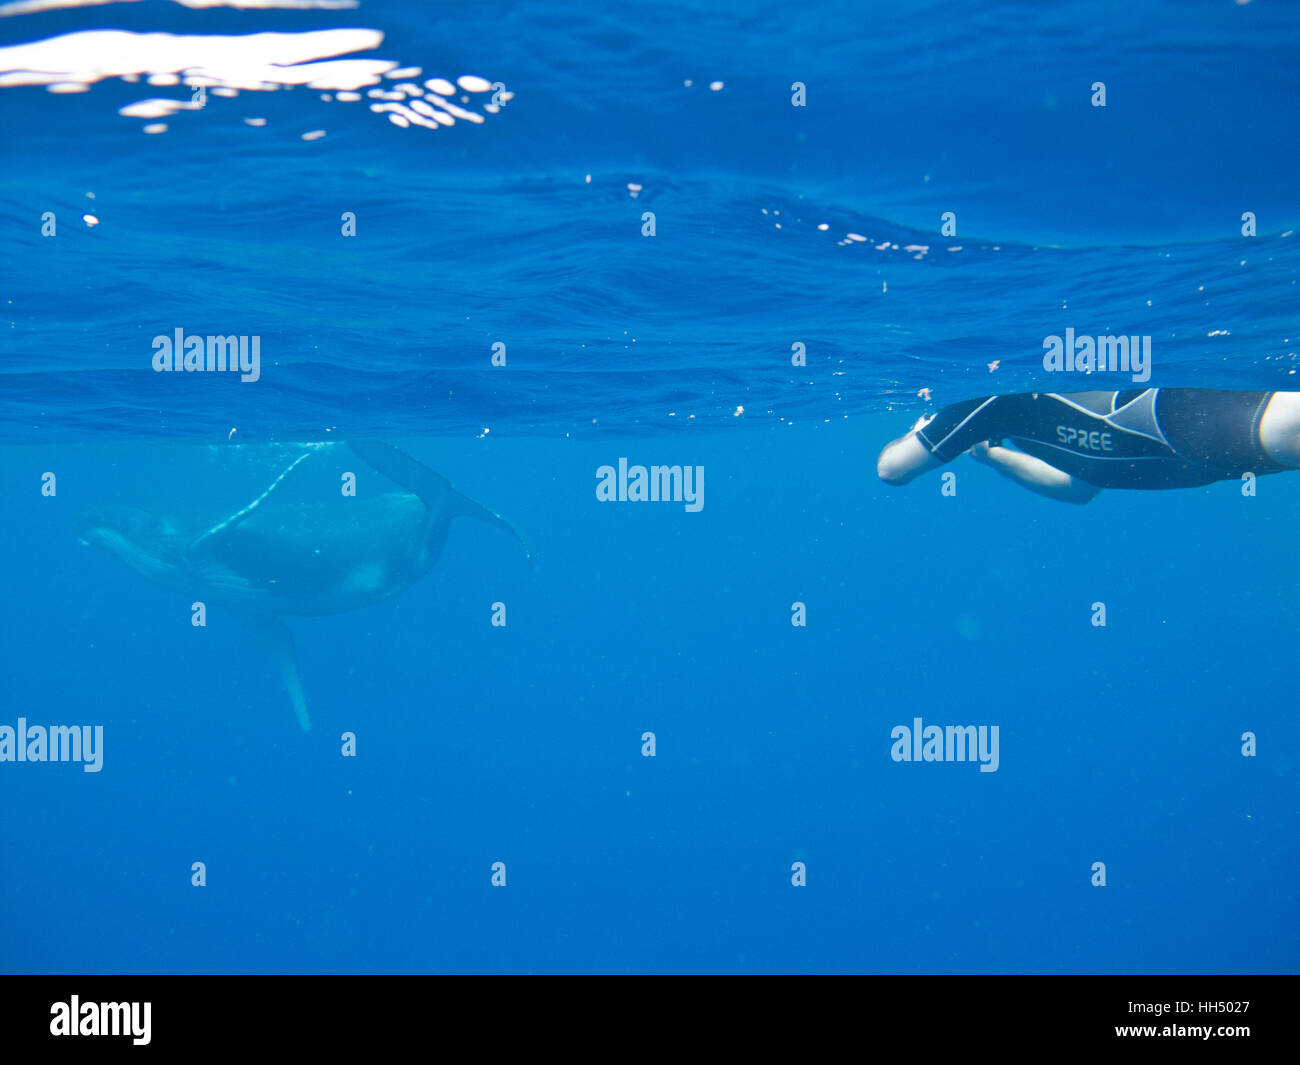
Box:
1155 389 1284 474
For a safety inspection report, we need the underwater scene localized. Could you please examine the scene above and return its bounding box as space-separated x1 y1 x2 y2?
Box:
1 0 1297 974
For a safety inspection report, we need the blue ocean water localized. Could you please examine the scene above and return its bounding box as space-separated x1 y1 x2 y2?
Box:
1 0 1297 974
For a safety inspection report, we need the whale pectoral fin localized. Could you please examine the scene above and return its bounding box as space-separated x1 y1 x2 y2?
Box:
237 612 311 732
347 439 534 565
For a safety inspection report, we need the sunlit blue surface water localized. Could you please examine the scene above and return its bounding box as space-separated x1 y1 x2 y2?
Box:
1 0 1298 973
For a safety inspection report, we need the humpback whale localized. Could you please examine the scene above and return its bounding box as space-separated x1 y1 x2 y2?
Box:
80 441 531 732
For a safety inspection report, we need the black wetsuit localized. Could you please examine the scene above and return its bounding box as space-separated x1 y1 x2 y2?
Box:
915 389 1287 489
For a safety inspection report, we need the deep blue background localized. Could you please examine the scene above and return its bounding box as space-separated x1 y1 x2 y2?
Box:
0 0 1297 973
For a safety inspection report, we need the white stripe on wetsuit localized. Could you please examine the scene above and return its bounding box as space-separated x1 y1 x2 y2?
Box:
921 396 999 455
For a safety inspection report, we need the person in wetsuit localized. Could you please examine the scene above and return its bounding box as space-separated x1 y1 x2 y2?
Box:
876 389 1300 503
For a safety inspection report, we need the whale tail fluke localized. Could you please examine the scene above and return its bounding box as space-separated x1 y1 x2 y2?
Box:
449 488 536 568
346 439 534 566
